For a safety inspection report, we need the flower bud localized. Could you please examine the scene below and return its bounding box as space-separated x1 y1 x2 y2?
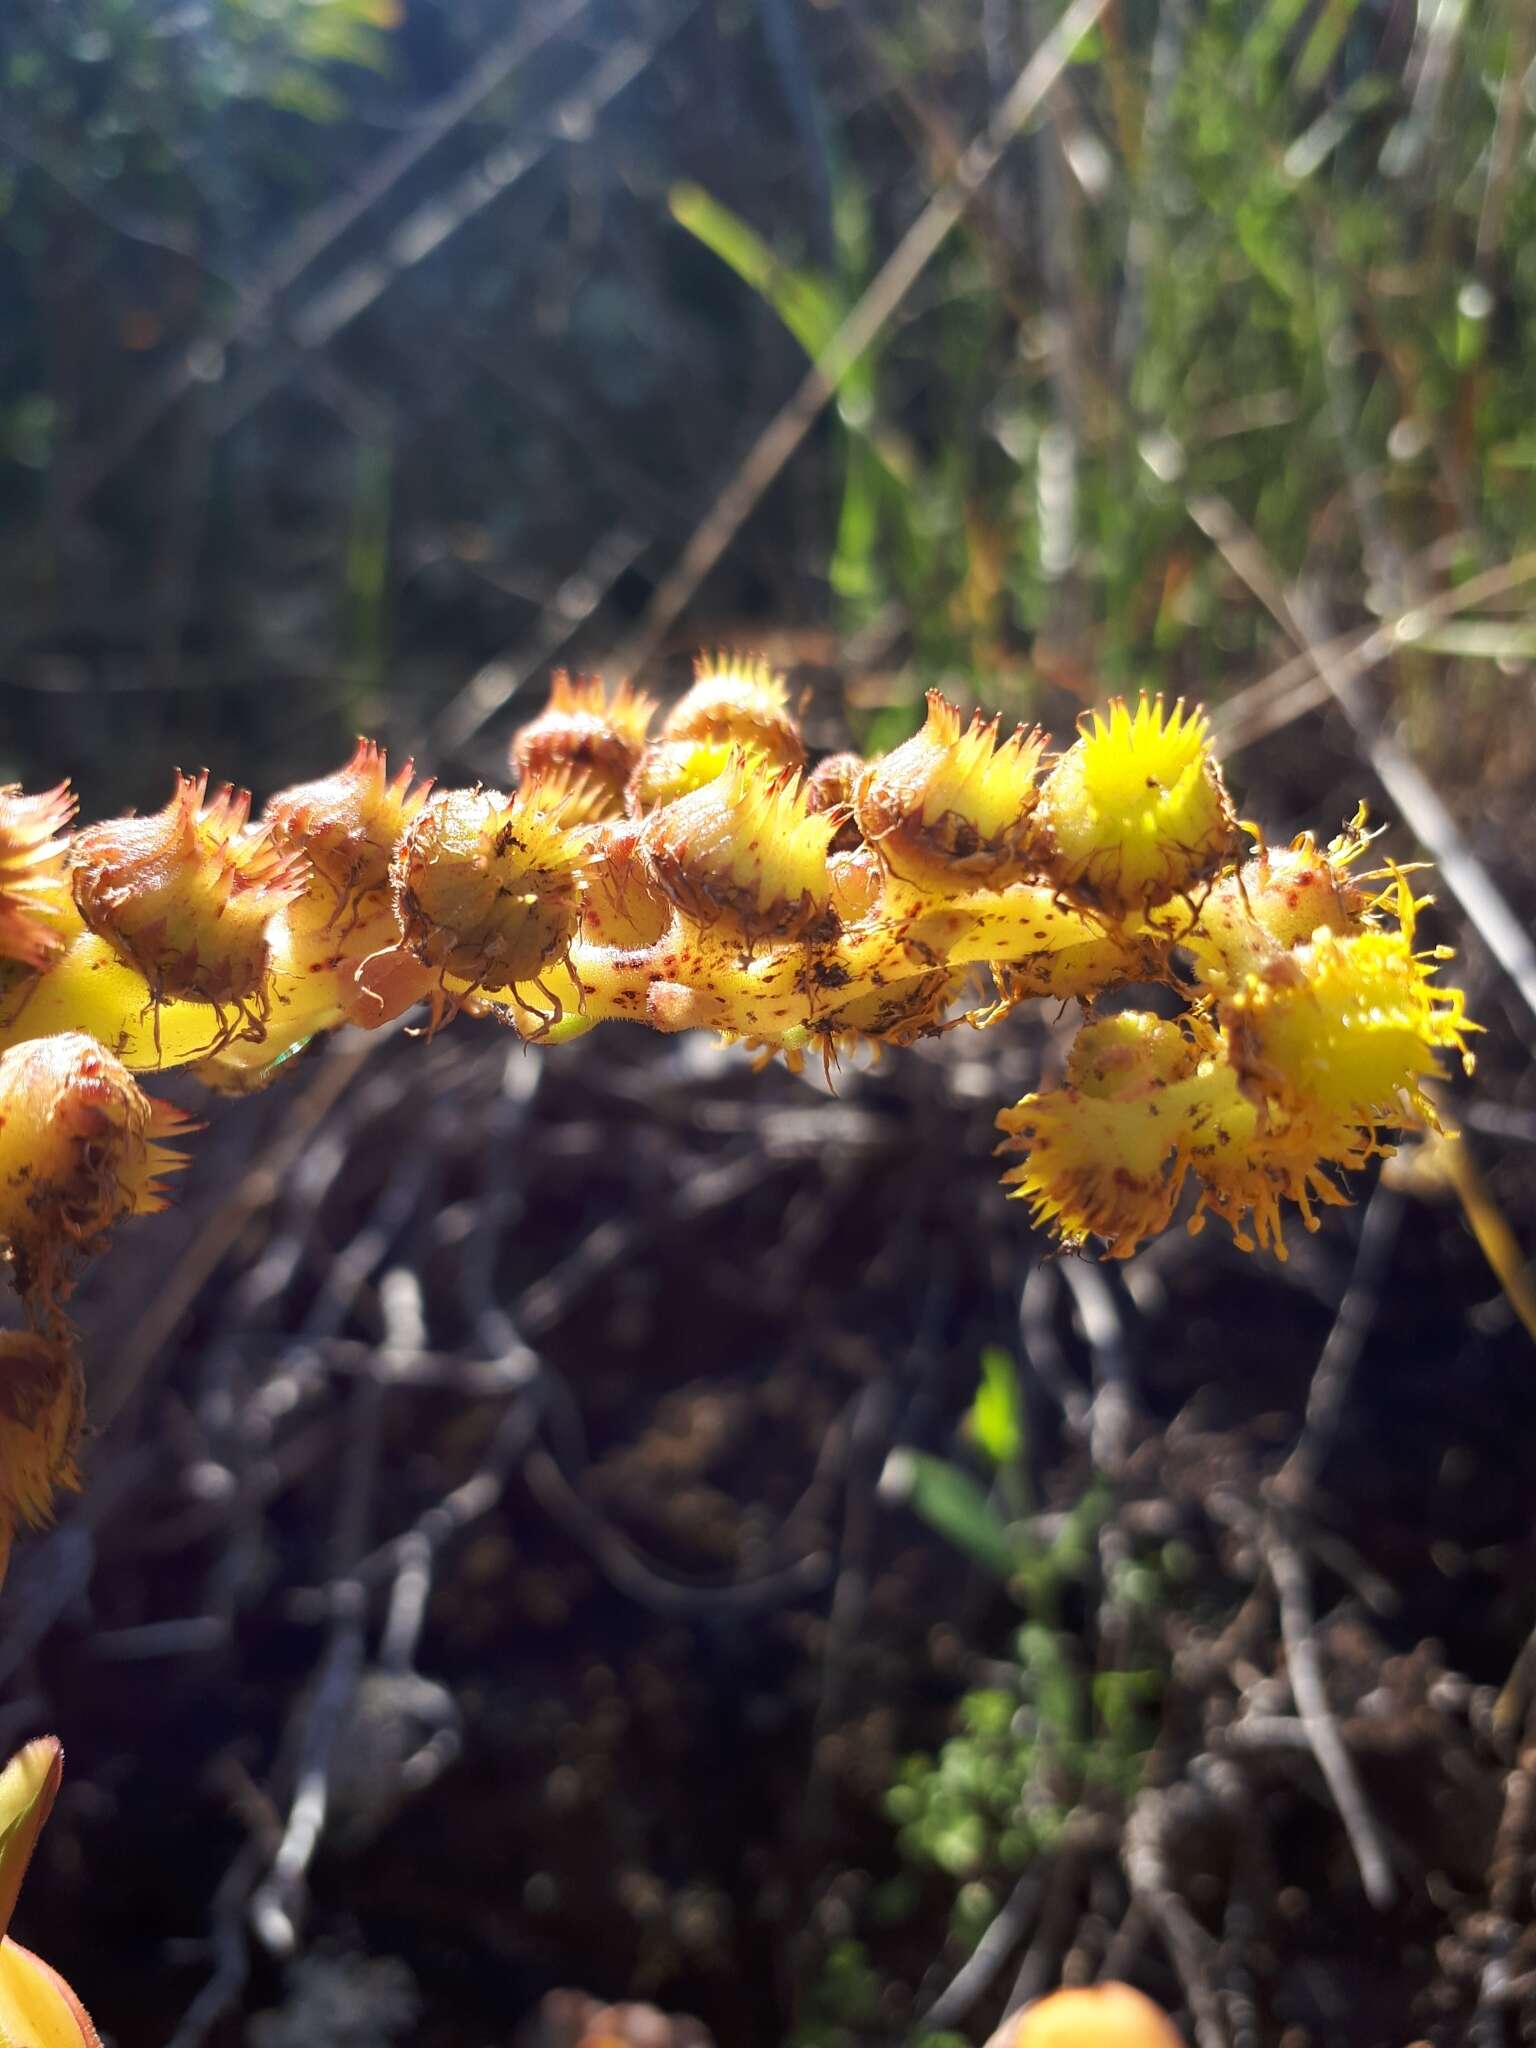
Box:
1036 694 1237 914
391 784 589 1000
0 1033 191 1312
265 739 430 923
511 673 656 816
71 774 306 1015
661 654 804 770
1180 811 1375 983
639 751 836 941
855 692 1046 891
0 784 77 972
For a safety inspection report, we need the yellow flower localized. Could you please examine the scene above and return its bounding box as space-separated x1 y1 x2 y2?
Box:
0 1737 102 2045
855 691 1046 892
390 783 591 1022
639 750 837 942
996 1015 1195 1257
625 736 739 815
1037 694 1236 913
1223 876 1475 1127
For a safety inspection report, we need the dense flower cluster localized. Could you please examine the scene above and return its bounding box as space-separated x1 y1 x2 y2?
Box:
0 658 1476 1571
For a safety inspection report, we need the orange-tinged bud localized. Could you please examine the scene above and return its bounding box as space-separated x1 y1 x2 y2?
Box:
580 821 672 948
1037 695 1237 914
0 1738 103 2043
265 739 430 919
0 1334 83 1582
639 751 837 941
71 774 306 1018
0 784 77 972
992 1982 1181 2048
1179 812 1376 983
0 1032 191 1313
855 692 1047 891
391 785 589 1003
661 654 804 770
626 737 738 815
511 673 656 816
828 847 884 924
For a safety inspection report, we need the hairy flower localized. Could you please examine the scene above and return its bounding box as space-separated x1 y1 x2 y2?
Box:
71 774 306 1020
1222 877 1475 1127
660 654 804 770
856 692 1046 891
1037 695 1236 913
0 1033 191 1312
511 673 656 816
997 1015 1195 1257
0 784 78 972
391 784 589 1010
639 750 837 941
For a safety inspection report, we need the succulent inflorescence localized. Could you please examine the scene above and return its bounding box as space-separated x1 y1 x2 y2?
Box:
0 656 1476 1573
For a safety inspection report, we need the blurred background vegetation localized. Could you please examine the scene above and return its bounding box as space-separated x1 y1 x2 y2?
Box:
3 2 1536 2046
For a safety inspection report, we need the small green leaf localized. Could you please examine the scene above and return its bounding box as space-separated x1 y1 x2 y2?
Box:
970 1346 1024 1466
881 1449 1015 1579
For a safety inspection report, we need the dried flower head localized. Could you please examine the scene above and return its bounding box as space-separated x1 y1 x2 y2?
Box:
265 739 430 918
639 750 837 941
71 775 306 1018
391 784 589 1008
855 692 1047 891
0 784 77 972
0 1032 190 1313
661 654 804 770
1037 695 1236 913
511 674 656 816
